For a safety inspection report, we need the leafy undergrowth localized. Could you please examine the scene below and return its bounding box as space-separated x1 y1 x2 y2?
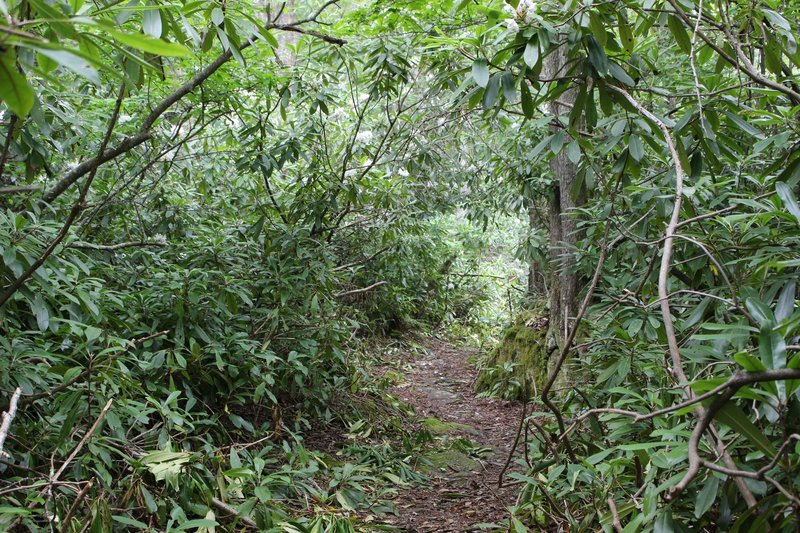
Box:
1 339 422 532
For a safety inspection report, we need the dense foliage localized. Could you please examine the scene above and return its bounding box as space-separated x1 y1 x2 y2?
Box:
1 0 799 531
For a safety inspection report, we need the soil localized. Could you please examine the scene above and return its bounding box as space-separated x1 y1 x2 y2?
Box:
382 336 525 532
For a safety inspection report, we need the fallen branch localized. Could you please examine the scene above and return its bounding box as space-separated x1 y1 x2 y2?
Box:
608 498 623 533
0 387 22 457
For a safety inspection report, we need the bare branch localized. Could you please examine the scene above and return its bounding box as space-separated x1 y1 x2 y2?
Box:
211 498 258 529
0 387 21 457
67 240 167 251
335 281 387 298
0 185 41 194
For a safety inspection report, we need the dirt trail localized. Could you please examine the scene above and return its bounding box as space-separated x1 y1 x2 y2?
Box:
385 337 524 532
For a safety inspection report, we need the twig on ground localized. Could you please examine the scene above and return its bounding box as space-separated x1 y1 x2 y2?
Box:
211 497 258 528
608 498 623 532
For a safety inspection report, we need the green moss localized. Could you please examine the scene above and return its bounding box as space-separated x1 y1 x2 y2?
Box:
423 417 479 436
475 310 550 400
421 449 481 472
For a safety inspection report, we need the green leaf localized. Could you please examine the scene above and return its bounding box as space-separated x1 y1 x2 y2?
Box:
589 12 606 47
520 79 534 119
112 516 149 529
139 486 158 513
721 110 763 139
107 29 191 57
143 8 163 38
501 72 516 102
30 294 49 332
511 517 528 533
523 39 539 69
0 49 34 117
586 35 608 75
733 352 768 372
776 182 800 224
715 401 775 456
550 130 565 155
629 134 644 161
211 7 224 26
654 511 675 533
482 75 500 108
667 14 692 54
472 58 489 88
608 61 634 86
31 48 99 84
176 519 219 530
746 297 775 326
618 14 634 53
85 326 102 342
775 281 796 323
694 475 719 518
567 140 581 164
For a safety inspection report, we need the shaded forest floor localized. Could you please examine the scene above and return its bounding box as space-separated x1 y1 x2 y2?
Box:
381 337 524 531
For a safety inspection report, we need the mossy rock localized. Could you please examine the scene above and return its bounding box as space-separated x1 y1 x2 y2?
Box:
475 310 549 400
423 417 479 436
420 449 482 473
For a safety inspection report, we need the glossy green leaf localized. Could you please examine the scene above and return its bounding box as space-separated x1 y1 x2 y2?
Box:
608 61 634 86
746 297 774 327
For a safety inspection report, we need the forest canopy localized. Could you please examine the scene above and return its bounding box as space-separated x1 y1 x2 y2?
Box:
1 0 799 531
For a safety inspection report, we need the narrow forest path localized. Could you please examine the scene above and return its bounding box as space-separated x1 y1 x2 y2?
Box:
383 337 524 532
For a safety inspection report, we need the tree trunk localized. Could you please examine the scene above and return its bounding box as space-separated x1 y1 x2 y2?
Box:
544 37 585 383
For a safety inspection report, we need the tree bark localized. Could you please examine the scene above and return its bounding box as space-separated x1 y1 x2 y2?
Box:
545 37 585 382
